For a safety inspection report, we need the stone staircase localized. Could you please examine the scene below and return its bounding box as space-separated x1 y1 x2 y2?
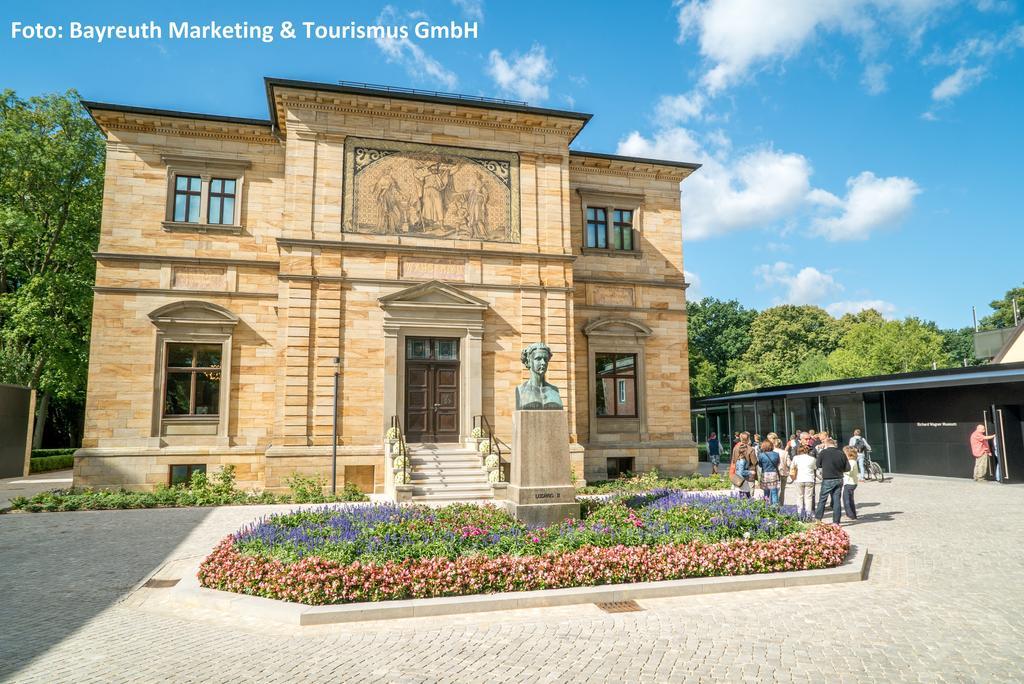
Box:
408 443 493 504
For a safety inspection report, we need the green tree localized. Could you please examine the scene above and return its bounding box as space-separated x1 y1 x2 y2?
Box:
0 89 104 445
826 317 947 378
733 305 841 390
939 326 983 368
686 297 756 396
979 283 1024 330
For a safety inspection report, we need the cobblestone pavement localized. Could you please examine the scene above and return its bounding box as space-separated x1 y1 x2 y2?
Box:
2 476 1022 683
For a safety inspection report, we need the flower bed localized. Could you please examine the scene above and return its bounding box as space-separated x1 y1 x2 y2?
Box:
199 492 849 605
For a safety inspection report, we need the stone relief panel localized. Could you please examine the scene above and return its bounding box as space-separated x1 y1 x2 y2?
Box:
171 267 227 291
591 285 635 307
342 137 520 243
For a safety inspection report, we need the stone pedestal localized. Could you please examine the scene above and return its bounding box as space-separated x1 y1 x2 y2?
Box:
504 409 580 526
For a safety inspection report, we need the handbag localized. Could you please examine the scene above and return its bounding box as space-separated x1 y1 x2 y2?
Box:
728 462 744 487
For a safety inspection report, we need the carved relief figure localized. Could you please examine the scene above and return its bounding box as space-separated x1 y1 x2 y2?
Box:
515 342 564 411
418 161 455 228
373 172 406 233
344 138 520 243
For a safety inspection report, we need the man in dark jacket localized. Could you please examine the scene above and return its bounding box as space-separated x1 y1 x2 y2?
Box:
815 438 850 523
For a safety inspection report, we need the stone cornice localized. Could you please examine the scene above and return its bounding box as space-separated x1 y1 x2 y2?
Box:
94 252 280 270
276 237 576 263
93 286 276 299
576 276 688 290
569 153 697 182
273 88 585 143
88 108 278 145
277 274 573 294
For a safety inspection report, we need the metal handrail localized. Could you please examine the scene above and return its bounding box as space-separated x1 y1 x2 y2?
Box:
472 414 509 483
336 80 529 107
389 415 410 486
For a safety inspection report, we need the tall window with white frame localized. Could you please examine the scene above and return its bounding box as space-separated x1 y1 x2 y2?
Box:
586 207 607 249
207 178 236 225
585 206 636 251
173 175 202 223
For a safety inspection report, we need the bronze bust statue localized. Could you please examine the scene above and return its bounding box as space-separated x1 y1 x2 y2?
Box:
515 342 563 410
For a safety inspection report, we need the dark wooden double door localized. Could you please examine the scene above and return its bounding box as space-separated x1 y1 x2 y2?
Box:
404 338 460 443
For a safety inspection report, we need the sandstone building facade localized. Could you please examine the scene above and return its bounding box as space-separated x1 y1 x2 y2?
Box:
77 78 700 494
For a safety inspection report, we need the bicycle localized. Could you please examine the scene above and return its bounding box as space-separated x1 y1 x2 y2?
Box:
863 449 885 482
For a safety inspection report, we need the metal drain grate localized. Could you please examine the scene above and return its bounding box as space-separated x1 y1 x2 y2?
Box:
595 600 643 613
143 578 180 589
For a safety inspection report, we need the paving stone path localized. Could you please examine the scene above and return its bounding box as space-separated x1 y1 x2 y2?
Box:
1 476 1022 683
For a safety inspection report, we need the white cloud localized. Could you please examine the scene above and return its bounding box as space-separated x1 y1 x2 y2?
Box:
487 44 554 103
684 270 702 299
755 262 841 305
375 6 458 90
861 62 891 94
618 128 812 240
826 299 898 318
926 24 1024 65
675 0 951 95
451 0 484 21
931 65 988 100
809 171 920 241
655 92 706 124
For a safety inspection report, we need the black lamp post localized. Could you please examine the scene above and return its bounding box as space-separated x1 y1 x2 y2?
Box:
331 356 340 495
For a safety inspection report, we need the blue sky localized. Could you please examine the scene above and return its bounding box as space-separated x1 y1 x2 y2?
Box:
3 0 1022 329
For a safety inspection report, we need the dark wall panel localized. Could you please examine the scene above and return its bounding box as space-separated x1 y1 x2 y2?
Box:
0 385 32 478
885 383 1024 478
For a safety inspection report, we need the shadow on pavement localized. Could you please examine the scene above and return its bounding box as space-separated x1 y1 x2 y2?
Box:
0 507 215 679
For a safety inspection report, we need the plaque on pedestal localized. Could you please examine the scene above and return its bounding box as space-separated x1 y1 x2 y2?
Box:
505 409 580 526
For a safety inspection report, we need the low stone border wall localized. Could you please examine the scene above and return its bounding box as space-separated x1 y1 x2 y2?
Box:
166 544 867 626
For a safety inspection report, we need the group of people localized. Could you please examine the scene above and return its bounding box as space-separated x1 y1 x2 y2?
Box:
705 428 874 523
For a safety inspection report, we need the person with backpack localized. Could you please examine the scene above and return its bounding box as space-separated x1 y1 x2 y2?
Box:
849 429 872 479
757 439 782 505
730 432 755 498
707 431 722 475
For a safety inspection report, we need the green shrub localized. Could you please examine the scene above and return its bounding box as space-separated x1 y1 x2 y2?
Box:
29 454 74 473
7 464 369 513
31 448 77 458
285 473 370 503
577 470 730 496
340 482 370 502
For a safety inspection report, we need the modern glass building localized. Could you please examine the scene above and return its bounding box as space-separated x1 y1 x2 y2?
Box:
693 362 1024 481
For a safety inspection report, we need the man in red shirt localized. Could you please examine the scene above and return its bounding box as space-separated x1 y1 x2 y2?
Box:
970 424 996 482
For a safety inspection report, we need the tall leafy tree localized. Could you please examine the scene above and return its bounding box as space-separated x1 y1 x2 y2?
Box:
826 316 947 378
939 326 983 368
733 305 841 390
686 297 756 396
0 89 104 445
979 283 1024 330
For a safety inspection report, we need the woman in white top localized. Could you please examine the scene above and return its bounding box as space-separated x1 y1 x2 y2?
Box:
790 444 818 517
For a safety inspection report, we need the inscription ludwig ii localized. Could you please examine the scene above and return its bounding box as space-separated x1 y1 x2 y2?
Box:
400 257 465 282
343 137 520 243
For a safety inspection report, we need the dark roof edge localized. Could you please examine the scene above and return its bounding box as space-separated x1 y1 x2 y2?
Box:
570 150 702 171
264 77 594 128
80 100 273 128
695 360 1024 403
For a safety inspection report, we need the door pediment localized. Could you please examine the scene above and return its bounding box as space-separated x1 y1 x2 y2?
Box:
379 280 489 312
